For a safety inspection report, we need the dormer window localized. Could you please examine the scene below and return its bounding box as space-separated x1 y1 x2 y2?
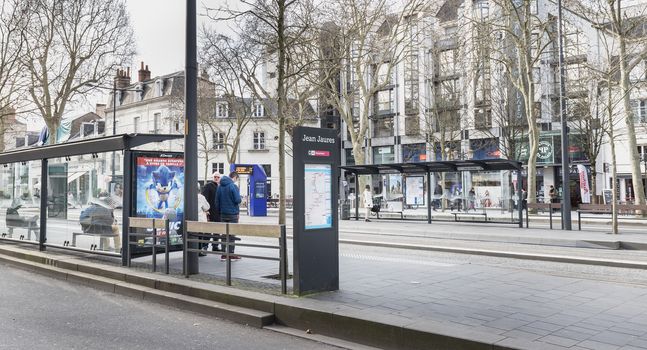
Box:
253 103 264 117
154 79 163 97
134 83 143 102
115 90 122 106
216 102 229 118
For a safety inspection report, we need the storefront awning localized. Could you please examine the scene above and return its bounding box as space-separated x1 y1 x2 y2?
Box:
67 171 86 184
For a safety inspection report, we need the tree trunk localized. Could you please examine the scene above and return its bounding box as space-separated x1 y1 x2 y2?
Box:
619 37 646 208
590 167 597 204
46 119 60 144
610 128 619 234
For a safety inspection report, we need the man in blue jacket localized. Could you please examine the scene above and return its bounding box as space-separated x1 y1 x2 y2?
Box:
217 171 242 260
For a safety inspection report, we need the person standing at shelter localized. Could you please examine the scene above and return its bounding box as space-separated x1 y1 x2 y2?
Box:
217 171 242 260
201 172 221 253
362 185 373 222
433 184 443 211
549 185 558 212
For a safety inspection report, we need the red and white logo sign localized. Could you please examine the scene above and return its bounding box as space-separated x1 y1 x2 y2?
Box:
308 150 330 157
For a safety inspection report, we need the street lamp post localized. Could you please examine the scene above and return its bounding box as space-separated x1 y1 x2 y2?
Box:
557 0 572 230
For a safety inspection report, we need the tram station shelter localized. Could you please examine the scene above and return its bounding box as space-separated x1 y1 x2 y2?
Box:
341 159 524 227
0 134 183 265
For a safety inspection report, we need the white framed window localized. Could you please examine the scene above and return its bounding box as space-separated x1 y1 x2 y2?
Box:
253 131 265 150
211 162 225 175
134 84 143 102
253 103 264 117
631 99 647 123
81 122 96 138
133 116 140 133
152 113 161 133
212 132 225 150
216 103 229 118
154 79 163 97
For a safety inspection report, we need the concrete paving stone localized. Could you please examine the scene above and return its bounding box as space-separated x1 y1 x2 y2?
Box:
539 334 582 347
541 313 585 327
494 338 569 350
574 321 612 332
620 346 647 350
609 326 647 337
588 331 637 347
525 321 564 332
484 317 531 331
468 325 508 336
451 316 488 327
551 328 595 342
577 340 622 350
502 329 544 342
515 325 555 337
628 316 647 326
628 338 647 348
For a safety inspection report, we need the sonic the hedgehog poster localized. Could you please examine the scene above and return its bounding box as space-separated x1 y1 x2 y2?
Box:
134 153 184 246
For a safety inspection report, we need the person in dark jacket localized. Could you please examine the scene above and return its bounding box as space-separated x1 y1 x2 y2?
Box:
200 172 221 254
217 171 242 260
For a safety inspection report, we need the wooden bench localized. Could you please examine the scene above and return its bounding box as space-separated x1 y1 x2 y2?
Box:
577 204 647 230
526 203 561 229
452 212 488 222
185 221 288 294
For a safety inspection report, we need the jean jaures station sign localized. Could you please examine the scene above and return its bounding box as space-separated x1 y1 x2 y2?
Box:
292 126 340 295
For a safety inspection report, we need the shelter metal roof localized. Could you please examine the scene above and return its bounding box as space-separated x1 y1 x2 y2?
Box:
340 159 522 175
0 133 183 164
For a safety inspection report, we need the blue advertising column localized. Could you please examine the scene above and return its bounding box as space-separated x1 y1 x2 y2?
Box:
292 127 340 295
230 164 267 217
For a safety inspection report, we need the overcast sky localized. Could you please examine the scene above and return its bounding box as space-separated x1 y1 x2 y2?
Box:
38 0 229 129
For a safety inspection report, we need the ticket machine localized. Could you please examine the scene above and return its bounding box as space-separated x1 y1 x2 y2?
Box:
230 164 267 217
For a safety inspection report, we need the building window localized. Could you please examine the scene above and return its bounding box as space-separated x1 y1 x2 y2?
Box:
253 103 264 117
216 103 229 118
154 79 163 97
438 49 456 77
81 122 96 138
373 146 395 164
373 117 394 138
402 143 426 162
261 164 271 177
212 132 225 150
133 116 140 133
152 113 161 133
211 162 225 175
631 99 647 123
374 90 394 115
253 131 265 150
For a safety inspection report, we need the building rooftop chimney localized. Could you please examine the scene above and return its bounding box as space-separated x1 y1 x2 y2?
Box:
138 62 151 82
114 68 131 89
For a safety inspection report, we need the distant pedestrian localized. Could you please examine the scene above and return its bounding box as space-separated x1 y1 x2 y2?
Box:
433 184 442 211
197 183 210 223
362 185 373 222
521 188 528 210
549 185 558 212
468 188 476 211
217 171 242 260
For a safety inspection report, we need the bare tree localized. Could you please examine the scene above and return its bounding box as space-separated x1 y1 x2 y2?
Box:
566 0 647 207
0 0 30 151
200 32 257 166
470 0 555 206
321 0 425 166
22 0 135 144
206 0 320 225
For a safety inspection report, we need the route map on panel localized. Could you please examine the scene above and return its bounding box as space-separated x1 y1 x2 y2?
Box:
304 164 332 230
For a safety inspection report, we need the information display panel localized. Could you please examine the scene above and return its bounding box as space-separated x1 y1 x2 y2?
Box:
304 164 332 230
405 176 425 206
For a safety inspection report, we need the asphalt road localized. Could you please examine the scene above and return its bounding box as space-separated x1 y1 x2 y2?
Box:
0 262 338 350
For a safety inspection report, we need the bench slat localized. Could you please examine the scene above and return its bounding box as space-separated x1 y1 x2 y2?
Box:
228 224 282 238
129 217 155 228
186 221 227 234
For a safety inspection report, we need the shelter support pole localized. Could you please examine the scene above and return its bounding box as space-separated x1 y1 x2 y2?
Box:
517 170 523 228
39 159 48 251
184 0 199 274
354 172 359 220
427 171 432 224
122 150 132 266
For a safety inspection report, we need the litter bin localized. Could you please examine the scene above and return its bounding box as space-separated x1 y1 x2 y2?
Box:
341 201 350 220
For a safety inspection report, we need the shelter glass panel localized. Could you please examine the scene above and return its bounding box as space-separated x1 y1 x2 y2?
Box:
45 153 123 253
0 161 40 243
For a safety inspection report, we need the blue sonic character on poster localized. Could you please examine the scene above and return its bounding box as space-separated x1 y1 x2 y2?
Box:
135 154 184 246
